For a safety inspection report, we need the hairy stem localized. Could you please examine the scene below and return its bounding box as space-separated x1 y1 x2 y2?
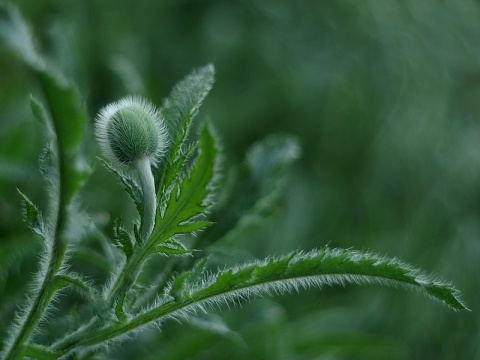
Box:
4 160 67 360
4 239 67 360
50 157 158 354
135 156 156 242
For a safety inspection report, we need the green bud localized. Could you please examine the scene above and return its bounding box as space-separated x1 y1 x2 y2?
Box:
95 96 168 167
95 96 168 241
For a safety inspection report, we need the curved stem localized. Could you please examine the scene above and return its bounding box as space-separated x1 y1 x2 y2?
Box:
134 157 156 242
49 158 157 356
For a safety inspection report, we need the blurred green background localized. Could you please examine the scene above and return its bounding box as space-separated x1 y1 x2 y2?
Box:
1 0 479 359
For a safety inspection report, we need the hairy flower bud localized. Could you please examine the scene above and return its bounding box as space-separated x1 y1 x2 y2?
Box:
95 96 168 241
95 96 168 167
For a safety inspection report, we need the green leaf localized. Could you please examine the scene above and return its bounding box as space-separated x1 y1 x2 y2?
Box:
0 5 43 69
155 142 197 200
0 5 87 206
169 272 190 302
113 218 134 259
156 65 215 196
170 258 208 301
115 293 129 323
39 142 58 187
199 135 300 249
80 247 466 347
38 70 87 206
246 134 301 183
53 274 96 299
154 238 194 256
165 248 468 326
17 189 45 238
246 134 300 213
20 344 61 360
52 273 114 320
161 64 215 156
151 122 219 244
101 159 143 217
424 284 467 311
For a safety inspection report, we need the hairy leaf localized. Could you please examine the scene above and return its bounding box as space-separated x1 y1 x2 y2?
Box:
156 65 215 195
161 64 215 155
151 123 218 245
76 247 466 348
154 238 194 256
101 159 143 218
115 293 128 323
170 258 208 301
17 189 45 238
53 274 96 300
112 218 134 260
39 142 58 187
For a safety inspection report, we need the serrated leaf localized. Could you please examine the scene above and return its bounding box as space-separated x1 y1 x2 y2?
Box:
155 142 197 200
17 189 45 238
101 159 143 217
161 64 215 154
157 65 215 197
169 272 191 301
151 123 218 244
113 218 134 259
155 238 193 256
424 284 467 311
170 258 208 301
81 248 466 347
176 220 213 235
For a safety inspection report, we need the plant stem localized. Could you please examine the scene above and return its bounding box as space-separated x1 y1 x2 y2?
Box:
49 158 157 356
135 156 156 242
4 181 67 360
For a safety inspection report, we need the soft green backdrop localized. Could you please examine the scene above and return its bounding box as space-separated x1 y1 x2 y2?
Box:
1 1 478 359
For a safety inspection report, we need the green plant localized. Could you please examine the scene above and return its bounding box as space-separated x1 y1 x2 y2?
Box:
0 5 468 360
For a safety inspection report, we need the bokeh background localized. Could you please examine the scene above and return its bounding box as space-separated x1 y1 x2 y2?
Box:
1 1 479 359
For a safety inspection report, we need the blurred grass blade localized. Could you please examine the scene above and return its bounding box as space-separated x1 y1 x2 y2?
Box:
0 4 87 205
0 5 43 69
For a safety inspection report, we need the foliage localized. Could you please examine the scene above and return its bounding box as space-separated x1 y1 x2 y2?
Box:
0 2 476 360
